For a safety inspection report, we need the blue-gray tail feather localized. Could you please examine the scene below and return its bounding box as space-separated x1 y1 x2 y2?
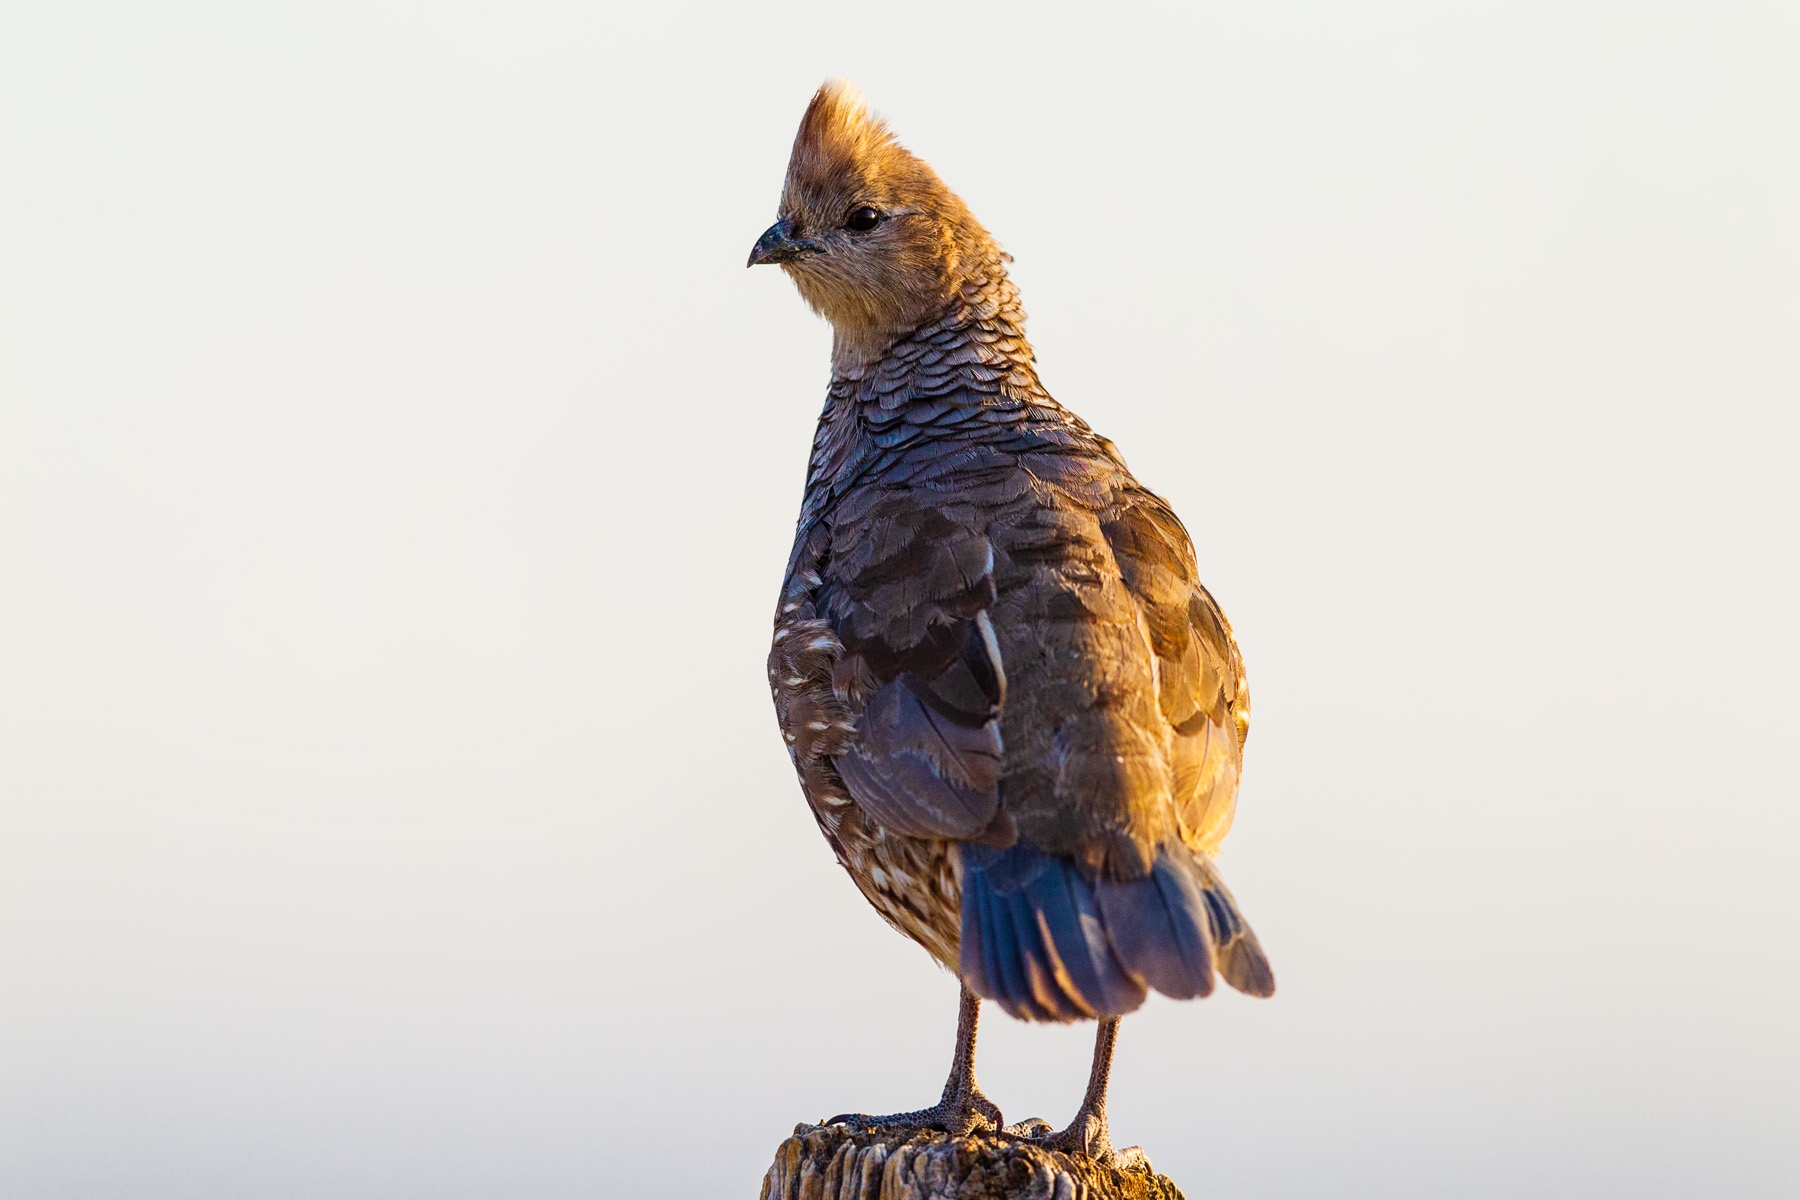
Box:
1188 852 1277 998
959 841 1274 1021
1096 852 1216 1001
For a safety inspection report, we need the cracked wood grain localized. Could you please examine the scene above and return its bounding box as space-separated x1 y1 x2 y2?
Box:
759 1123 1186 1200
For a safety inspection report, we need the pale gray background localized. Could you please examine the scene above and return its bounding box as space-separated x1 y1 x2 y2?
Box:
2 2 1796 1197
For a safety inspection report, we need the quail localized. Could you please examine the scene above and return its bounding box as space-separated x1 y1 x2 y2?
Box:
753 80 1274 1162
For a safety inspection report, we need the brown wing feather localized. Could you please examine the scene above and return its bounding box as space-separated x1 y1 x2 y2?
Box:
1102 490 1250 857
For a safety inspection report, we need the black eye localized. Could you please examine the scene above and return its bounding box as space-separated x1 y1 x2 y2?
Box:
845 206 882 232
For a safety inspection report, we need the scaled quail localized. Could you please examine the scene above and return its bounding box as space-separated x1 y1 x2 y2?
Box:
751 81 1274 1162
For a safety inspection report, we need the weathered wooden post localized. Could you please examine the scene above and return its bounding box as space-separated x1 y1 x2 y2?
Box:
759 1123 1187 1200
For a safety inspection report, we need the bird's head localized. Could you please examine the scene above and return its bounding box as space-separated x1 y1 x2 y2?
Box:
749 80 1003 364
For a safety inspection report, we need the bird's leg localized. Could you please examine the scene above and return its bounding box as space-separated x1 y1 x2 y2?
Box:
827 982 1003 1135
1030 1017 1126 1162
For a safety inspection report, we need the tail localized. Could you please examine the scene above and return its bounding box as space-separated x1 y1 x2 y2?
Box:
958 841 1274 1022
1184 852 1277 999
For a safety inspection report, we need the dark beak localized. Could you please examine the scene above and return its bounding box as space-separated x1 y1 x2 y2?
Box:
747 218 818 267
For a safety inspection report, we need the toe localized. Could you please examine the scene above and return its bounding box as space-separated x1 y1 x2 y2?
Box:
1033 1111 1112 1160
1003 1117 1053 1138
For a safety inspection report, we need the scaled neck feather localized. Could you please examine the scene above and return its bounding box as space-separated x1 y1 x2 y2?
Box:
829 261 1033 384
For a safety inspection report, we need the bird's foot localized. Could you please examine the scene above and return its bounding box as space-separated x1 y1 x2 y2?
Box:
1021 1108 1139 1165
827 1085 1003 1138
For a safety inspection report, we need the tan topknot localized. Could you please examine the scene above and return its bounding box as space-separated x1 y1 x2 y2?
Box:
780 79 911 220
792 80 886 169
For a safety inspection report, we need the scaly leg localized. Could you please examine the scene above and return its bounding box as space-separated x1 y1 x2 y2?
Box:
1031 1017 1126 1161
828 983 1003 1136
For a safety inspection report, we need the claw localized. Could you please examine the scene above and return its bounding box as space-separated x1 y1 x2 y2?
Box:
1031 1110 1114 1162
